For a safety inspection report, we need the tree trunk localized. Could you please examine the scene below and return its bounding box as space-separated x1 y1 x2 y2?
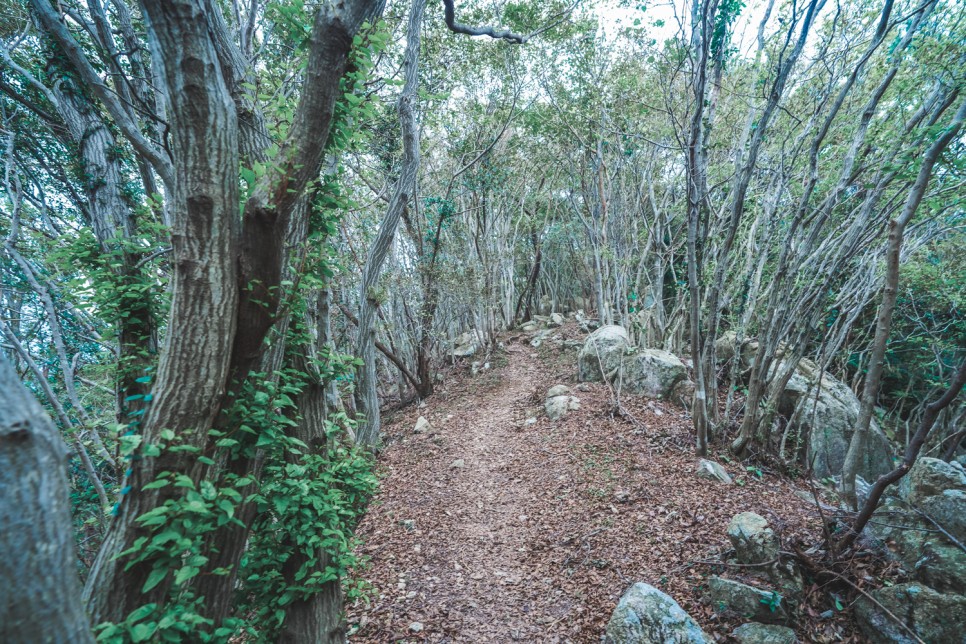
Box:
840 97 966 507
0 352 93 643
355 0 424 446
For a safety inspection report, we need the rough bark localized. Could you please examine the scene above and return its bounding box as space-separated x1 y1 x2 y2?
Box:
78 0 386 624
83 0 243 622
0 352 94 643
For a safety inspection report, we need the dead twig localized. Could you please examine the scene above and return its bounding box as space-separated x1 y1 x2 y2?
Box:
796 548 926 644
913 507 966 554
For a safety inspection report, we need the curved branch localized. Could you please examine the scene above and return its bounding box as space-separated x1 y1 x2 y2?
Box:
28 0 175 188
442 0 578 44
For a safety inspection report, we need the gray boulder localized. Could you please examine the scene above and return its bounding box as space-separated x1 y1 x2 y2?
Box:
865 459 966 593
906 457 966 502
545 395 580 421
621 348 687 398
732 623 797 644
695 459 732 484
669 379 695 409
575 309 601 332
546 384 571 398
726 513 803 598
727 513 779 565
578 326 686 398
604 583 710 643
855 582 966 644
530 329 553 348
451 330 482 360
865 501 966 594
790 362 892 480
413 416 431 434
920 490 966 544
715 335 892 480
917 539 966 594
578 325 630 382
707 577 788 624
905 458 966 543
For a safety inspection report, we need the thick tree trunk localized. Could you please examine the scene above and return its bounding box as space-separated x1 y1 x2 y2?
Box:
275 345 348 642
76 0 385 625
0 353 93 643
82 0 242 622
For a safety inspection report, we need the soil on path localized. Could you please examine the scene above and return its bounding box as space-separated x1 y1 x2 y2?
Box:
347 328 827 643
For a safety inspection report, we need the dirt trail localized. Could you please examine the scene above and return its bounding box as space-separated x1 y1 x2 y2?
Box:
347 330 820 642
350 345 561 641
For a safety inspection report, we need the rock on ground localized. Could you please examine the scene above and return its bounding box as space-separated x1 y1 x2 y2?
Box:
545 394 580 421
604 583 710 643
905 458 966 543
578 325 630 382
413 416 431 434
727 513 779 565
669 379 695 408
907 457 966 501
855 582 966 644
715 334 892 479
707 577 788 624
621 348 687 398
546 384 571 398
452 330 482 360
791 361 892 480
695 459 732 484
865 457 966 596
578 325 686 398
732 622 798 644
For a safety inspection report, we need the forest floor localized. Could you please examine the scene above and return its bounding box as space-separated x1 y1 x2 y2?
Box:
346 323 855 643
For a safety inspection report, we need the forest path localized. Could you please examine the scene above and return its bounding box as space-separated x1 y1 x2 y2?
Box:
347 327 818 643
349 341 565 641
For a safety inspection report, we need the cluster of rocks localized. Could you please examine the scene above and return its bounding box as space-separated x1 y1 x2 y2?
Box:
605 513 801 643
856 457 966 642
705 513 801 641
716 333 893 480
577 325 689 401
526 311 567 330
450 329 484 361
544 384 580 421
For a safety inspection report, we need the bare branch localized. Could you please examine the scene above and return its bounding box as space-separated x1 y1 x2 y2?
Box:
442 0 578 44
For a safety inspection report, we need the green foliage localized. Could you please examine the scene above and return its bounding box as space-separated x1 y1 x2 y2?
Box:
760 590 783 613
847 237 966 421
92 18 388 641
239 415 377 635
97 364 376 642
711 0 745 62
47 220 168 392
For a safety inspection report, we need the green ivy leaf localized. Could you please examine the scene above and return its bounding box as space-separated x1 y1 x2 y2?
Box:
142 567 168 593
174 566 200 586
